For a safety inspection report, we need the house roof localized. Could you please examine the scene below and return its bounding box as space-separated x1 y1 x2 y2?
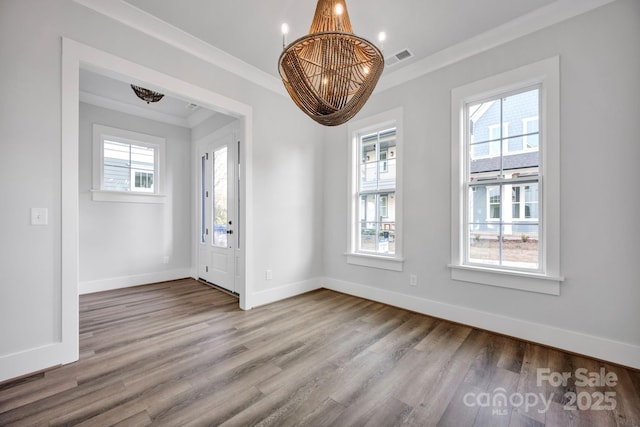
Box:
470 151 538 174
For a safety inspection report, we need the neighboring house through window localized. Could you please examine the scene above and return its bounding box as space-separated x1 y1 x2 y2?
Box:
468 86 541 269
92 124 166 203
347 108 403 271
103 139 155 193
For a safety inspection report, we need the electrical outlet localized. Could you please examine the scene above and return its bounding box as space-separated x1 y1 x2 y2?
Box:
163 256 170 265
409 274 417 286
266 269 273 280
31 208 48 225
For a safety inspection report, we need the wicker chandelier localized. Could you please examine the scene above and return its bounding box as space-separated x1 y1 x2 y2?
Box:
130 85 164 104
278 0 384 126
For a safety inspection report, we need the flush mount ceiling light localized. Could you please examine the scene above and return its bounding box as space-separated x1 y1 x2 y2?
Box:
130 84 164 104
278 0 384 126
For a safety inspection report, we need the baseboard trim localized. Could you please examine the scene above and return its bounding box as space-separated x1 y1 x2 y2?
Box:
322 277 640 370
251 277 323 308
0 343 66 383
79 269 192 295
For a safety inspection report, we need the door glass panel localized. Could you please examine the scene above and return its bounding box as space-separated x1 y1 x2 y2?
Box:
213 146 228 248
236 140 241 250
201 154 206 244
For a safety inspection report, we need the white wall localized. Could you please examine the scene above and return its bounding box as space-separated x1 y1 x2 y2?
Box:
323 0 640 367
0 1 64 358
78 103 192 292
0 0 324 381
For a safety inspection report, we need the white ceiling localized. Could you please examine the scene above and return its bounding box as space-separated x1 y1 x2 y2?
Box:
79 68 220 128
75 0 614 112
123 0 559 78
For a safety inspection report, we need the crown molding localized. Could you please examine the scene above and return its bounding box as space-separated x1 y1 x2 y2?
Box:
74 0 615 96
80 90 192 128
73 0 285 96
375 0 616 92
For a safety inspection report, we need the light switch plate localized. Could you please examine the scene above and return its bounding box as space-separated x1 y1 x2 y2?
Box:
31 208 48 225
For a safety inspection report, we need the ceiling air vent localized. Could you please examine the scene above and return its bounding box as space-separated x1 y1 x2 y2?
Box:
385 49 414 67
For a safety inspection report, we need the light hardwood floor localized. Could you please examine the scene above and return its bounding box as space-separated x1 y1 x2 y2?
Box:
1 279 639 426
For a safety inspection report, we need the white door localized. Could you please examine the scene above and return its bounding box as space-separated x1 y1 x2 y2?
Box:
198 134 237 293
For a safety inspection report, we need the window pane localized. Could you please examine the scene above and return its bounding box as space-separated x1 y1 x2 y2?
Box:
358 193 395 255
359 221 377 252
213 147 228 248
359 129 396 192
467 182 540 269
523 117 539 151
382 194 395 255
131 144 154 172
468 228 500 265
130 144 155 193
360 139 377 189
103 141 130 191
503 89 539 161
503 90 539 137
468 100 498 145
103 140 129 165
471 142 489 159
103 140 156 193
502 224 539 269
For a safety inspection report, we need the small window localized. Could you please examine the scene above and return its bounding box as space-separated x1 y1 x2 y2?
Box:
92 124 165 203
347 108 404 271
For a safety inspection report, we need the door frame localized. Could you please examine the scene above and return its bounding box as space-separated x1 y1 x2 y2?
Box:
195 127 241 294
61 38 254 369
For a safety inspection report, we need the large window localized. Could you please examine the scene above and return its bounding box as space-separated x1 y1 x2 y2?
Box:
467 87 541 270
450 57 562 295
348 108 403 271
92 124 165 203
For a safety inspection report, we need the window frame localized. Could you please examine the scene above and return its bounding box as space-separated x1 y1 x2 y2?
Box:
92 124 166 203
450 57 563 295
347 108 404 271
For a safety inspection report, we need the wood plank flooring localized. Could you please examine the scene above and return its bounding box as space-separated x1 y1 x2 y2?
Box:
1 279 638 426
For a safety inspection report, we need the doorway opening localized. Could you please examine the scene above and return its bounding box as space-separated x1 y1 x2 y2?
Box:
62 38 254 368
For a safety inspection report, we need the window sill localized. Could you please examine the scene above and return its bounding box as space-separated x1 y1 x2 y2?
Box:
448 264 563 295
346 253 404 271
91 190 166 204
